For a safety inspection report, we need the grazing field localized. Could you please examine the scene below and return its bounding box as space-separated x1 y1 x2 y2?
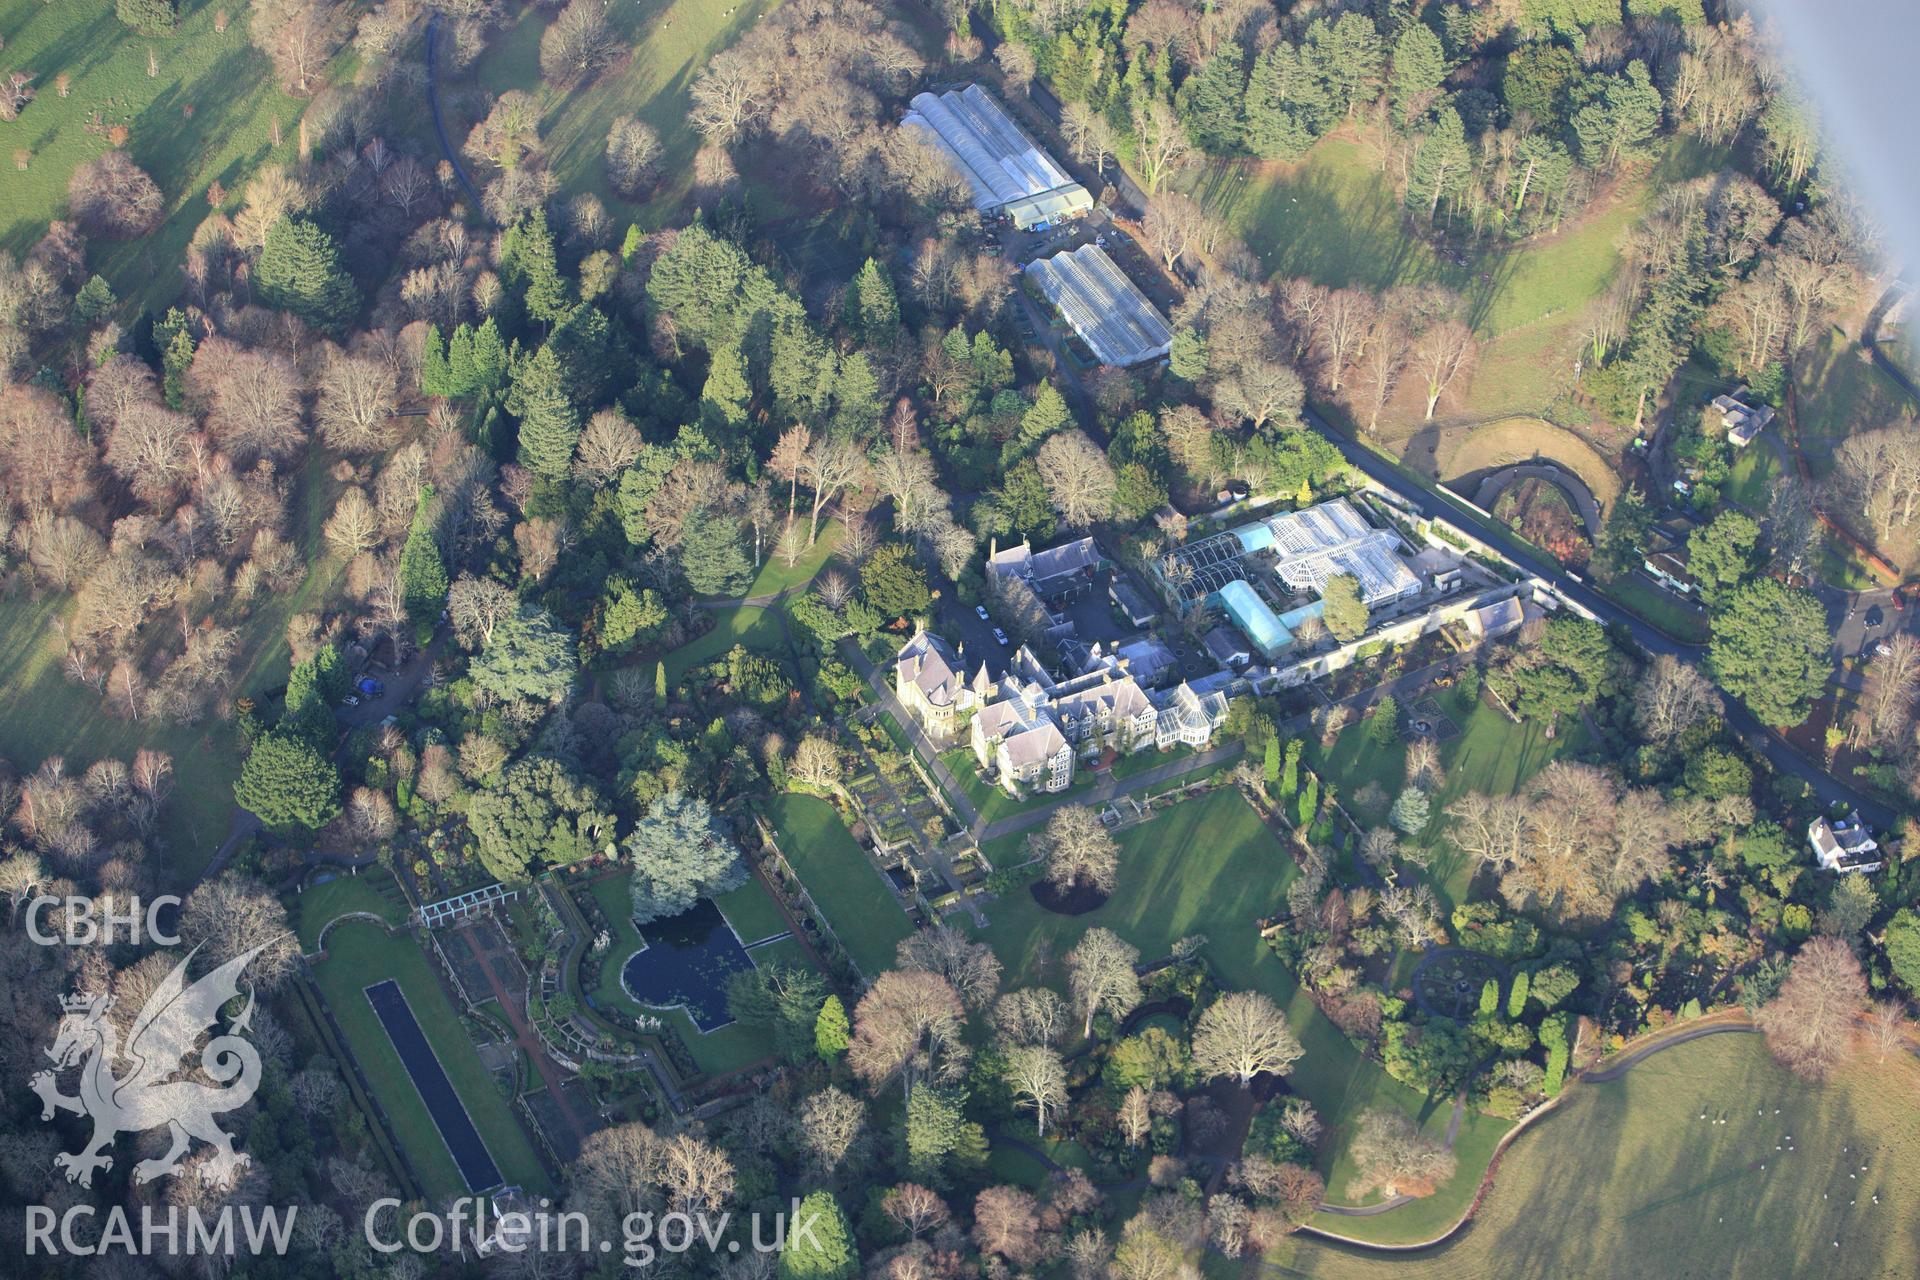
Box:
1263 1032 1920 1277
0 0 333 310
974 787 1508 1231
309 919 548 1200
764 792 914 978
581 871 793 1077
1187 133 1719 428
455 0 779 227
1436 416 1622 511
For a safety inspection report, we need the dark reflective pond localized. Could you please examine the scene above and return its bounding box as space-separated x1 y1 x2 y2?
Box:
619 898 753 1032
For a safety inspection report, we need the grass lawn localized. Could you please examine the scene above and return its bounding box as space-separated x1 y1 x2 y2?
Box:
1604 572 1711 644
1306 688 1586 912
457 0 777 231
1435 416 1621 511
1723 444 1782 511
1270 1032 1920 1274
294 868 409 952
0 0 344 312
974 787 1494 1208
1795 328 1918 460
580 871 792 1078
737 520 842 600
764 792 914 978
309 919 548 1200
660 605 788 687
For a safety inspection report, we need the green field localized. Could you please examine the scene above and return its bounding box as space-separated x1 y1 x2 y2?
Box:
973 786 1508 1232
1795 328 1918 458
580 870 798 1077
294 868 410 952
1266 1032 1920 1275
1305 687 1587 911
0 0 340 310
764 792 915 977
1187 134 1719 423
457 0 778 228
309 919 548 1200
738 520 842 600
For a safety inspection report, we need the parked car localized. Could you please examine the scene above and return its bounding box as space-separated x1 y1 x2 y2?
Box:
992 627 1010 646
1672 480 1692 495
975 604 991 621
341 695 360 708
1875 641 1893 658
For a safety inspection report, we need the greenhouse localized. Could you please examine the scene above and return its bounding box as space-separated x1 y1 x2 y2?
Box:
1024 245 1174 367
901 85 1092 228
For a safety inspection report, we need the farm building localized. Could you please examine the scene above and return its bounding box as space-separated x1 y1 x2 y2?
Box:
901 85 1092 229
1024 245 1175 367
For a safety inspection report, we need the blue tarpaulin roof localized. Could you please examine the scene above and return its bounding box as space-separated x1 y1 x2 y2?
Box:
1211 580 1292 659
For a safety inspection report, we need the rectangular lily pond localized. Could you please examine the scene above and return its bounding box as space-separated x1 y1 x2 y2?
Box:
619 898 760 1032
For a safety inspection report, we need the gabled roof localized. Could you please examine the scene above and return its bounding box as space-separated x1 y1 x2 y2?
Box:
895 630 963 709
1000 720 1069 769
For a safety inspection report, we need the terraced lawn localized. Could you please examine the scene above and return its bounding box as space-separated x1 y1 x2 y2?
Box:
294 868 410 953
764 792 915 978
308 919 548 1200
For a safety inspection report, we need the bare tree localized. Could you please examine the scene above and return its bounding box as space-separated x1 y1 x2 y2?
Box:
606 117 663 200
1346 1109 1456 1199
1066 927 1142 1036
1412 319 1475 420
688 46 775 145
1003 1043 1068 1137
316 350 398 454
323 487 382 557
1035 430 1116 528
573 409 643 488
847 969 969 1099
895 926 1002 1011
67 153 163 239
1191 991 1302 1086
192 340 306 465
974 1186 1046 1267
1353 315 1407 432
789 735 840 792
881 1184 949 1240
249 0 346 95
992 987 1069 1048
178 873 299 991
447 573 516 650
1868 999 1908 1063
1756 935 1866 1081
872 445 944 535
994 41 1037 93
1632 654 1722 747
796 1086 865 1175
1141 192 1215 274
1060 100 1116 175
1129 98 1191 195
464 90 544 174
539 0 620 85
803 436 870 545
1117 1084 1153 1149
1031 805 1120 897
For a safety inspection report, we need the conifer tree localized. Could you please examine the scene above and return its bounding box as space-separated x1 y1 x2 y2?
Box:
161 322 195 411
420 325 452 397
815 995 850 1060
257 218 359 335
503 209 569 326
398 487 449 644
470 318 509 394
508 344 581 479
844 258 900 345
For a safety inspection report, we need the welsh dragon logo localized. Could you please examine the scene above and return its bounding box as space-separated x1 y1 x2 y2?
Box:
30 941 269 1188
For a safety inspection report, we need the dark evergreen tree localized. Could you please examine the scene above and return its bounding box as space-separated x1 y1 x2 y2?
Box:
398 487 449 643
1180 48 1249 154
680 508 753 595
420 324 453 397
508 343 581 480
501 209 570 327
256 218 360 335
843 257 900 345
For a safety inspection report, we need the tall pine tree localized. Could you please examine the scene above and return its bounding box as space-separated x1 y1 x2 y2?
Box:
502 210 570 327
398 487 449 644
257 218 359 335
420 325 452 397
508 344 581 480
